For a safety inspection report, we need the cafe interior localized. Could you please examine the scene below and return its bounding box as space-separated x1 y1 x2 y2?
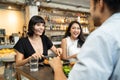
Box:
0 0 96 80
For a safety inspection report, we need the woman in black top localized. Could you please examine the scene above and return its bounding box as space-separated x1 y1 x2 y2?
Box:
14 15 62 67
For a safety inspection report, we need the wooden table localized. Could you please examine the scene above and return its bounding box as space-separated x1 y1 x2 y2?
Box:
16 65 54 80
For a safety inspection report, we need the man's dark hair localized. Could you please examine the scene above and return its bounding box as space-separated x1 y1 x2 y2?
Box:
94 0 120 13
27 15 45 37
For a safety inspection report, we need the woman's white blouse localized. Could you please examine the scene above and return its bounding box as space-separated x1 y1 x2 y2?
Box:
66 37 80 62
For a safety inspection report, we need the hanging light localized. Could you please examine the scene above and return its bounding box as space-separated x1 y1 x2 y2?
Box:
36 1 40 6
46 0 51 3
8 6 12 9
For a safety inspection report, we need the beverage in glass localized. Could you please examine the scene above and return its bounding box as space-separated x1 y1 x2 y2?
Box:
29 58 38 71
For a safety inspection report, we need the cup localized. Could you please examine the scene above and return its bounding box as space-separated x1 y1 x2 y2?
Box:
29 58 38 71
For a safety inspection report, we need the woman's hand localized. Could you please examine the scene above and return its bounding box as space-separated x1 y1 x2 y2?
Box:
56 48 62 56
31 53 44 59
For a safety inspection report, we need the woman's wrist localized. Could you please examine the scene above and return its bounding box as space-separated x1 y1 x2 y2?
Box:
28 56 32 62
56 48 62 56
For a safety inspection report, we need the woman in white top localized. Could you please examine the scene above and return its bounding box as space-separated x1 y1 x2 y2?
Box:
61 21 85 62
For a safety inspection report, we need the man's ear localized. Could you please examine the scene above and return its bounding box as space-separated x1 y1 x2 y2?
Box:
99 0 104 12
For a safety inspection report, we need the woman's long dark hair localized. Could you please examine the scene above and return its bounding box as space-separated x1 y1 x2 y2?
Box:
27 15 45 37
64 21 85 47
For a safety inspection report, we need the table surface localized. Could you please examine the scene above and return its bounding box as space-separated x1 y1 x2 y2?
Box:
16 64 54 80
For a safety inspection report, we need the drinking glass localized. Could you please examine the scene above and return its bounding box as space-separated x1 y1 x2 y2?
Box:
29 58 38 72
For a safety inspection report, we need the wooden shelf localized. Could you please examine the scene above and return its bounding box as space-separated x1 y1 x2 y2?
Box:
46 30 65 31
39 7 90 40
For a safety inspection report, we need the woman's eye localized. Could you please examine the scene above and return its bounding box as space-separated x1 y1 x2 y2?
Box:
35 23 40 26
72 27 75 29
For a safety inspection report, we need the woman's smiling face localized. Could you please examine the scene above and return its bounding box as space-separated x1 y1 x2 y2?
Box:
70 23 81 39
33 23 45 36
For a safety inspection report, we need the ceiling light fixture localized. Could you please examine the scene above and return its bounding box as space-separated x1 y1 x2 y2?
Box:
8 6 12 9
36 1 40 6
46 0 51 3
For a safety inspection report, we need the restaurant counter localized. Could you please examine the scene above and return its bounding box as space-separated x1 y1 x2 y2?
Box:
0 44 14 49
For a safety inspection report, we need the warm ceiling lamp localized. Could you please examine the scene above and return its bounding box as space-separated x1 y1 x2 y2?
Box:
46 0 51 3
8 6 12 9
36 1 40 6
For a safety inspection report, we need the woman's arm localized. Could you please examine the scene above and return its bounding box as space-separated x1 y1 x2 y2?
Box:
15 51 31 67
61 38 67 59
50 45 62 56
15 51 44 67
67 54 77 59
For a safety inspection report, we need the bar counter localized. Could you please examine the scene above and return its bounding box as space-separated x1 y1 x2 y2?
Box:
0 44 14 49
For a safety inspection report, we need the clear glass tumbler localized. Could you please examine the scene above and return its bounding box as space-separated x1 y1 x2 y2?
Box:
29 58 38 72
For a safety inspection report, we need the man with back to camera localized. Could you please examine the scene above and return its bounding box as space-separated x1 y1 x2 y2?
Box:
49 0 120 80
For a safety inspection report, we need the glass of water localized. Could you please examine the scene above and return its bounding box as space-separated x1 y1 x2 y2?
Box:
29 58 38 72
